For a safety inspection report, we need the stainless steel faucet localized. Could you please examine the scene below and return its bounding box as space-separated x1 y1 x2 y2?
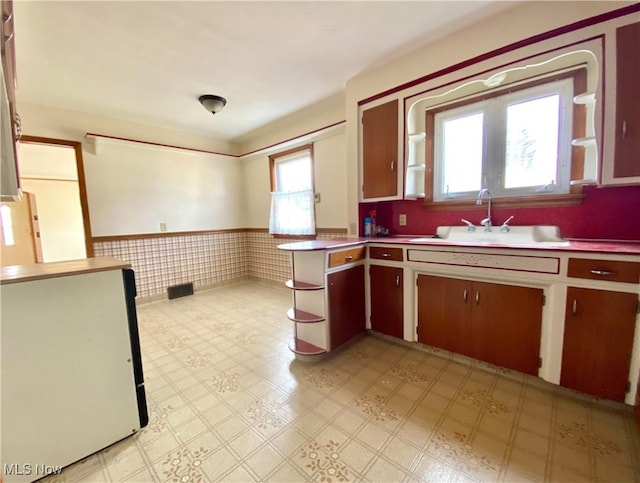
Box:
476 189 492 232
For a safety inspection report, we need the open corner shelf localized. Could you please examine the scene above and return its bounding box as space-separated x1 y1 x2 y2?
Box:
287 307 325 323
288 337 326 356
285 279 324 291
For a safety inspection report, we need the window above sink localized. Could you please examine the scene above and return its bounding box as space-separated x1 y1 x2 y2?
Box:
404 38 602 208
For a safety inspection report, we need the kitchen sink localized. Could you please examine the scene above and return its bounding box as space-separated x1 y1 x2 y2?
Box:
410 225 570 247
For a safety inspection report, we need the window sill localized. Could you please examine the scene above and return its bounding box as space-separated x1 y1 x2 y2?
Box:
423 193 585 211
271 234 317 240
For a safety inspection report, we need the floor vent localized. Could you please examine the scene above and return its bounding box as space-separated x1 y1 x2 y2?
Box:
167 283 194 300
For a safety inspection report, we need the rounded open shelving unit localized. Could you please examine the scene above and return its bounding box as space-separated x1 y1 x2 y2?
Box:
288 337 326 356
280 249 329 359
287 307 325 323
285 279 323 291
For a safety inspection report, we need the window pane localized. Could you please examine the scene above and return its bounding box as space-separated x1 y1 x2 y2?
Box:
442 112 483 195
505 94 559 189
276 157 312 192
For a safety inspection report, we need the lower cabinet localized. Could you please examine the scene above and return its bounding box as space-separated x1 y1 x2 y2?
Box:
417 274 543 375
561 287 637 402
328 264 366 350
369 265 404 338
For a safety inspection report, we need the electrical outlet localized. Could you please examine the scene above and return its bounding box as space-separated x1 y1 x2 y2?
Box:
399 214 407 226
349 222 357 235
160 222 168 232
314 192 321 203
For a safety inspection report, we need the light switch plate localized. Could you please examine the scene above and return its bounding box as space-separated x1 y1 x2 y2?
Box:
399 214 407 226
160 222 168 232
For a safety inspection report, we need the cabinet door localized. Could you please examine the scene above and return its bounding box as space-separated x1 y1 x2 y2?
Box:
370 265 403 339
362 99 398 199
614 22 640 178
474 281 543 376
328 265 365 350
417 274 471 356
561 287 637 402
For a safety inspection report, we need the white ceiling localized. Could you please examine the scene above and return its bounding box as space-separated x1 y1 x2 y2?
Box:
13 1 516 143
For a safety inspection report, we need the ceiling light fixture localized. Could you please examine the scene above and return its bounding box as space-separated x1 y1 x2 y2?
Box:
199 94 227 115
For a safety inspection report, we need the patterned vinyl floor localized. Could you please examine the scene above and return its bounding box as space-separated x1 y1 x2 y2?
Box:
42 280 640 482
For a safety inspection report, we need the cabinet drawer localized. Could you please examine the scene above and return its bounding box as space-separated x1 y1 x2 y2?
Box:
369 246 403 261
328 246 366 268
567 258 640 284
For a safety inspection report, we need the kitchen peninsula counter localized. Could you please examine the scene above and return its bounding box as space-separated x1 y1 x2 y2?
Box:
373 237 640 255
278 233 640 406
1 257 131 285
278 236 640 255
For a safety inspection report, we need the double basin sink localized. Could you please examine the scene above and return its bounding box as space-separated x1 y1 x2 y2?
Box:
410 225 570 247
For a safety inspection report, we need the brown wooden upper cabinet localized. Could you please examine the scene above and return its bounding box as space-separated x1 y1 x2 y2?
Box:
614 21 640 178
362 99 399 199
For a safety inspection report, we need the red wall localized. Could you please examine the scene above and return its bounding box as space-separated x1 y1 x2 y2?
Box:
360 185 640 241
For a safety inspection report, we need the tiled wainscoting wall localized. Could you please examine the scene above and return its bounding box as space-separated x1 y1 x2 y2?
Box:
93 230 345 300
245 231 344 283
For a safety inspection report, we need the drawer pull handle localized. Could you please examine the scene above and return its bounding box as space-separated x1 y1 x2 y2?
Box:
463 289 467 302
395 275 400 287
381 253 391 258
344 255 353 261
622 120 628 139
390 160 395 172
475 291 480 305
590 269 616 276
572 299 577 315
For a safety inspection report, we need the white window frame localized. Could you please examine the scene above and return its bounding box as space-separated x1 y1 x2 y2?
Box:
433 78 574 201
268 145 316 236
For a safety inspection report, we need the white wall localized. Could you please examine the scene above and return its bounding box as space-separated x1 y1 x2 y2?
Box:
83 138 245 236
313 130 348 229
18 103 247 236
241 127 347 230
18 97 347 236
239 92 348 231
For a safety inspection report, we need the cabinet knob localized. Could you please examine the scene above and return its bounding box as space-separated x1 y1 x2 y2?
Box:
381 253 391 258
572 299 577 315
463 289 467 303
475 291 480 305
344 255 353 261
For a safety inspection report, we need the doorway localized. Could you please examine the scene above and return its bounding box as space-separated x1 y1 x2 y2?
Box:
16 136 93 262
